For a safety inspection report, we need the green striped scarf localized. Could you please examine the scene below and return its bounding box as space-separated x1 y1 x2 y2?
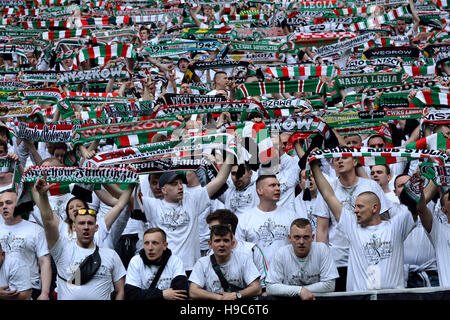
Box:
235 79 327 99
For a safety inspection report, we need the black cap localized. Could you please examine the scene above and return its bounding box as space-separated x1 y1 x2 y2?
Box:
159 171 187 188
177 57 190 65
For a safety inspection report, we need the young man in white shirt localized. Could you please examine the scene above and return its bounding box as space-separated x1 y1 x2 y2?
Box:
205 209 268 294
189 224 261 300
310 157 417 291
306 151 392 291
269 133 301 211
370 165 399 204
0 190 51 300
418 186 450 286
266 218 338 299
125 227 188 300
31 178 127 300
141 156 232 274
0 243 32 300
395 174 439 288
218 163 259 217
236 175 296 266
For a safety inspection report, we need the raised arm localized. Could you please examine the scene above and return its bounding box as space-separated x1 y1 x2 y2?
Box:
206 151 232 198
103 184 135 231
310 158 343 222
417 187 433 233
30 178 60 249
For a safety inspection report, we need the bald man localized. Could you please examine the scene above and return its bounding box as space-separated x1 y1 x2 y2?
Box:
310 158 417 291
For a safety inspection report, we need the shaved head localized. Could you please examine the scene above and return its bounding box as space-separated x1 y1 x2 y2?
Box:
358 192 380 212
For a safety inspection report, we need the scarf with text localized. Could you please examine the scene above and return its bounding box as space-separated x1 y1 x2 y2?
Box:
21 166 139 184
72 118 184 146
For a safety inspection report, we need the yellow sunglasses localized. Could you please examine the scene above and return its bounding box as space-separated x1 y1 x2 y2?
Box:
76 209 97 216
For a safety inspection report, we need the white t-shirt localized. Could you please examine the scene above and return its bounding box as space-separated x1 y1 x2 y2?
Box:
207 240 268 289
218 180 259 217
198 197 225 251
293 192 318 237
403 217 437 274
275 153 301 211
30 193 73 225
337 204 416 291
142 187 210 271
0 220 49 290
266 243 338 289
50 236 126 300
126 252 186 290
189 251 260 293
0 251 32 293
426 214 450 286
314 177 393 267
235 205 295 265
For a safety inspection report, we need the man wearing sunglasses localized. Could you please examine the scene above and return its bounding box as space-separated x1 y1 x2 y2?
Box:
189 223 262 300
31 178 129 300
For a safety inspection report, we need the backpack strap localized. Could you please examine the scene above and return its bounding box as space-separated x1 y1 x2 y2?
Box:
210 254 230 292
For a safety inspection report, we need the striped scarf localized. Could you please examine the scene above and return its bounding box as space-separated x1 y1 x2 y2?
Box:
349 6 410 31
409 91 450 108
77 43 136 66
41 29 91 40
266 65 337 78
74 16 132 27
406 132 450 150
235 79 327 99
403 65 437 77
224 121 275 164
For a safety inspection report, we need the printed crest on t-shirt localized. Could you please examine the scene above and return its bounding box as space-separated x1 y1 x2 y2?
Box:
289 267 320 286
160 206 190 230
363 234 393 265
230 193 253 211
256 218 289 247
0 232 25 252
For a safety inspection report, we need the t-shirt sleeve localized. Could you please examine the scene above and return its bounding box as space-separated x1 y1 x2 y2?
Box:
142 196 157 223
265 249 285 285
110 250 127 283
187 187 210 217
188 259 206 288
125 256 143 288
34 225 50 258
49 236 68 264
313 193 331 219
391 204 416 241
426 214 441 245
242 253 260 286
171 255 187 279
318 243 339 282
336 208 354 237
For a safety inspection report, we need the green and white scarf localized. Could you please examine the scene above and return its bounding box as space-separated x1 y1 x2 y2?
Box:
21 166 139 184
235 79 327 99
